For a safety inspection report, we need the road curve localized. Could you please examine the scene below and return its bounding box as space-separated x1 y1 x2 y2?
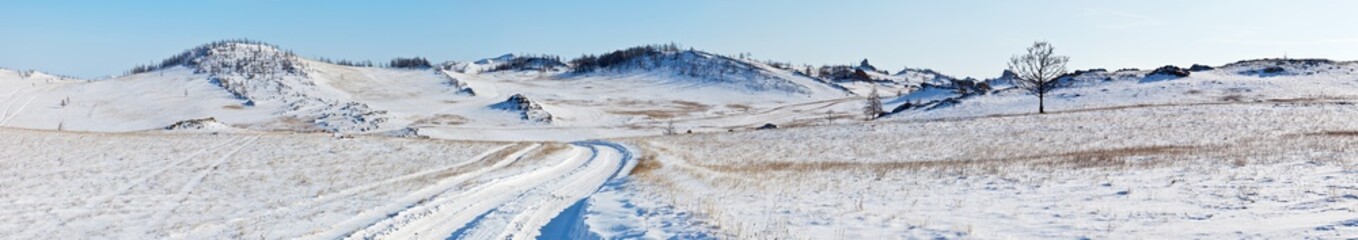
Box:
306 141 634 240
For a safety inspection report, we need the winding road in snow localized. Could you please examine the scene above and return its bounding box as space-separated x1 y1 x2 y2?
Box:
304 141 634 240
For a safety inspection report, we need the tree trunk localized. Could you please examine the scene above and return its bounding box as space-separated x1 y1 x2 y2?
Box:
1038 93 1046 114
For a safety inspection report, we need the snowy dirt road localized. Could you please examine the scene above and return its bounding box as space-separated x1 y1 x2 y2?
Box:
0 129 633 239
311 141 635 240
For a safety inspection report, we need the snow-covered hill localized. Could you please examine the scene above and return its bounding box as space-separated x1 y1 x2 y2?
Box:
4 40 1358 142
884 58 1358 120
568 45 846 95
0 41 857 140
8 39 1358 239
809 59 993 101
0 41 391 134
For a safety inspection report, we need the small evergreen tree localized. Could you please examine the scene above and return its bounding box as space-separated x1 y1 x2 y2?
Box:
864 87 884 120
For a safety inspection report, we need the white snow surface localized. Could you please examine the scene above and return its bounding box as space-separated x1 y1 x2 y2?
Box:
0 129 503 239
625 101 1358 239
6 41 1358 239
0 44 855 141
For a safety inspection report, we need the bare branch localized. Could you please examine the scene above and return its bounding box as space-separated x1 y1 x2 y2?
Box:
1007 41 1069 113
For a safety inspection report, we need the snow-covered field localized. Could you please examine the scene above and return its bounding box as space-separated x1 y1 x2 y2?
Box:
4 40 1358 239
0 129 505 238
0 128 639 239
627 102 1358 239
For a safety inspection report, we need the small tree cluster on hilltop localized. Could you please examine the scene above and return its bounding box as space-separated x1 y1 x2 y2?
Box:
569 43 682 73
763 60 795 71
122 39 313 104
315 58 375 67
489 54 566 72
565 43 811 93
388 57 432 69
125 39 297 76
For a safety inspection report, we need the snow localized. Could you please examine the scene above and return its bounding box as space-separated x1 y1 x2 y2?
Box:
604 59 1358 238
4 40 1358 239
305 141 632 240
0 129 503 239
624 101 1358 238
0 45 861 141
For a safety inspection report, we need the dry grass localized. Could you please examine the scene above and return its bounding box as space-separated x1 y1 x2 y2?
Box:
605 100 712 120
724 104 753 112
431 143 531 180
630 152 662 176
683 145 1206 175
490 143 554 171
1307 131 1358 137
412 114 469 126
672 100 709 111
520 143 569 164
1031 145 1202 169
606 109 687 119
775 113 862 128
237 116 327 133
937 97 1357 123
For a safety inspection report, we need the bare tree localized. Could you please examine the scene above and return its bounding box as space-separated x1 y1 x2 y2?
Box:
1008 41 1069 114
662 121 677 135
863 87 884 120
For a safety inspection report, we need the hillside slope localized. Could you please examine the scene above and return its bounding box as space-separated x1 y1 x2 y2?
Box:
885 60 1358 120
0 42 862 140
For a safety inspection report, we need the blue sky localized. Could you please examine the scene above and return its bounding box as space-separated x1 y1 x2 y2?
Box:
3 0 1358 78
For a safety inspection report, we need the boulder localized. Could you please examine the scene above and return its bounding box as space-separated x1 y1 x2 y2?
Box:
164 117 230 131
492 93 554 123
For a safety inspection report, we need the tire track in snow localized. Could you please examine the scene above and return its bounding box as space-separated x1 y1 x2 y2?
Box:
492 141 634 240
0 83 62 126
363 146 590 240
230 143 521 227
0 92 42 126
80 135 251 212
334 141 631 240
302 143 543 240
145 134 263 231
0 86 37 123
435 143 615 240
342 144 583 240
0 87 24 112
0 87 21 99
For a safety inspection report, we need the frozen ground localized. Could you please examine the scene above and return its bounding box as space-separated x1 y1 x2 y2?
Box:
0 42 857 141
3 41 1358 239
625 101 1358 239
0 129 634 239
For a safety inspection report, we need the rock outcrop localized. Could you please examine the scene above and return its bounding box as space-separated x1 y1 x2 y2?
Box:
492 94 554 124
